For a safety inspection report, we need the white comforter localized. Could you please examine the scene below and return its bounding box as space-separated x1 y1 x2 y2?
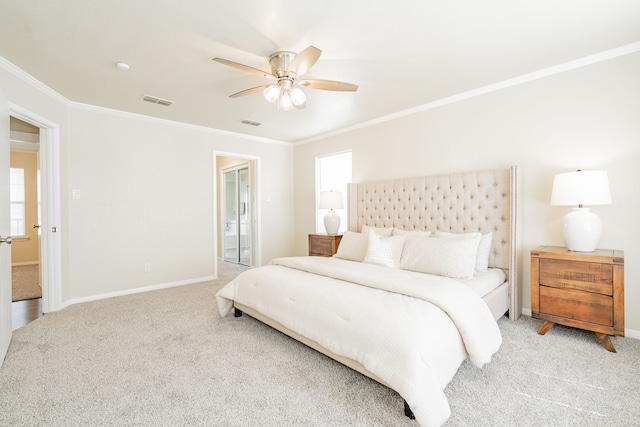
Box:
216 256 502 427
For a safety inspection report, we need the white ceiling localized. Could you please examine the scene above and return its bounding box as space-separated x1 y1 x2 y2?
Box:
1 1 639 143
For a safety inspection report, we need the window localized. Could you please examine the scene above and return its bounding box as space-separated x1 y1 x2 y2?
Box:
316 151 352 234
10 167 26 236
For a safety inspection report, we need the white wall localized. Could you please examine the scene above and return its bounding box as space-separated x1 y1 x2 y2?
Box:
66 107 293 301
293 52 640 334
1 61 295 306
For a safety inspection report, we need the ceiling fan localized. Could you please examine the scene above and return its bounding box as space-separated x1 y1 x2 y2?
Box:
212 46 358 111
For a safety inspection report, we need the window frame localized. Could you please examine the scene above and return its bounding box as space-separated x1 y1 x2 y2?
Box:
9 167 26 237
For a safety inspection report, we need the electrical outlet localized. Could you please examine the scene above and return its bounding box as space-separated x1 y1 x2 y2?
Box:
144 263 151 273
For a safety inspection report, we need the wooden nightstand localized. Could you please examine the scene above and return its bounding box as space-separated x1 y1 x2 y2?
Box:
308 233 342 257
531 245 624 352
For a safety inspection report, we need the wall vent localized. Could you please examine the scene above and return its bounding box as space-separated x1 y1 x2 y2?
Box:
240 119 262 127
141 94 174 106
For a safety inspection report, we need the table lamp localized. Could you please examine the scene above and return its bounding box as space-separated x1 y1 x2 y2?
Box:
319 190 343 235
550 169 611 252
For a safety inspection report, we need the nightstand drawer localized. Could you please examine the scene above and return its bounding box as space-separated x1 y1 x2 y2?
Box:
310 238 334 255
539 286 613 326
539 259 613 295
308 234 342 257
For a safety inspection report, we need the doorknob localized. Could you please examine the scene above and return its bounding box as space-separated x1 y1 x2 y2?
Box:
0 235 12 246
33 224 41 229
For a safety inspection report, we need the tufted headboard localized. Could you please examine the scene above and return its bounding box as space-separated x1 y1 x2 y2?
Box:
347 166 520 320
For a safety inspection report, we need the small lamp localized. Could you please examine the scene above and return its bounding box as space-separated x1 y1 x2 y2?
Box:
550 170 611 252
319 190 343 235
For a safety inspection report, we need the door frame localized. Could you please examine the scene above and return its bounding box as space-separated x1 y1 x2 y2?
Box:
213 151 260 278
9 103 62 313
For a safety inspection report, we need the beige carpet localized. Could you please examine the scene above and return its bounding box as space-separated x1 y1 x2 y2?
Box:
1 261 639 426
11 264 41 302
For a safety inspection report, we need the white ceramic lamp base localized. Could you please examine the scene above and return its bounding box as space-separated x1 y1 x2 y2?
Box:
561 207 602 252
323 210 340 235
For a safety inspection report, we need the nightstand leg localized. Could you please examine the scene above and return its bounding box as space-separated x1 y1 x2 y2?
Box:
595 333 616 353
537 321 554 335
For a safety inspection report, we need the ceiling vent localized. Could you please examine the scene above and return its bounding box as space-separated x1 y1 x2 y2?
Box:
240 119 262 127
141 94 174 106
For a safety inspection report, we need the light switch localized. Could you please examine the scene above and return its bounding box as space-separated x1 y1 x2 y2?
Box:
72 189 81 200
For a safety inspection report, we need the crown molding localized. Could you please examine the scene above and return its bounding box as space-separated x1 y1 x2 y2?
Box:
0 56 70 106
0 55 289 147
70 101 291 147
295 41 640 146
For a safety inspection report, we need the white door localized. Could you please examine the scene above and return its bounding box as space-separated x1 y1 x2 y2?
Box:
0 86 12 365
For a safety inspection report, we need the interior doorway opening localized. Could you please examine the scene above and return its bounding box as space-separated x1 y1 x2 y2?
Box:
9 105 62 316
214 152 260 274
9 117 43 328
222 164 251 266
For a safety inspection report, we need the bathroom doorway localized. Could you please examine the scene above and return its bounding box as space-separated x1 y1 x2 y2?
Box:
222 164 251 266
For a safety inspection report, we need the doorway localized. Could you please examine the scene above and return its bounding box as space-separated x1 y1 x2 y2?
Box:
9 117 42 328
8 105 62 316
214 152 259 273
223 165 250 266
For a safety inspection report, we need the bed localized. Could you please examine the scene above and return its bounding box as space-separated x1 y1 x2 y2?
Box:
216 166 520 427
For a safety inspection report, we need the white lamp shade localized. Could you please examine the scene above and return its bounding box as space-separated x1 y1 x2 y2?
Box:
263 85 280 103
319 191 344 210
290 86 307 106
550 170 611 206
278 90 293 111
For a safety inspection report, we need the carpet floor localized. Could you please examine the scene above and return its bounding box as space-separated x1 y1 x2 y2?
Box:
11 265 41 302
1 262 639 426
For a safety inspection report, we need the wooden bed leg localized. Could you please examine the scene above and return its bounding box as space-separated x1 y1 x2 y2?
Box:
404 399 415 419
234 308 243 318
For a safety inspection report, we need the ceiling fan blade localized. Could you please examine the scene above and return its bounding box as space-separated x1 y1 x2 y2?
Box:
212 57 272 78
288 46 321 77
229 84 271 98
299 79 359 92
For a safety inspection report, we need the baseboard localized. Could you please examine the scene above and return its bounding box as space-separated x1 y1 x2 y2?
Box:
11 261 40 267
61 276 215 310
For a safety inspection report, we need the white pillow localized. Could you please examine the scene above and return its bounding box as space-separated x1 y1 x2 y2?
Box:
363 230 406 269
334 231 369 262
400 235 481 279
435 231 493 272
392 228 432 240
361 225 393 237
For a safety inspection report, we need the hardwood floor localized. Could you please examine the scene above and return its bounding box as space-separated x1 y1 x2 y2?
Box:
12 298 43 331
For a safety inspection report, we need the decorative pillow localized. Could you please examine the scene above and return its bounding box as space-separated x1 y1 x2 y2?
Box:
363 230 406 269
361 225 393 237
334 231 369 262
435 231 493 272
400 235 481 279
392 228 432 240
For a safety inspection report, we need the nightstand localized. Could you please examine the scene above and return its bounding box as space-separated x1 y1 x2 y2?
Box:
308 233 342 257
531 245 624 352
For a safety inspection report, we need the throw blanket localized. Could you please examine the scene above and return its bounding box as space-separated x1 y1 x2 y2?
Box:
217 256 502 427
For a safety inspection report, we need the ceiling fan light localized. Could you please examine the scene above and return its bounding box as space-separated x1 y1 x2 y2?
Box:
290 87 307 106
278 91 293 111
263 85 280 103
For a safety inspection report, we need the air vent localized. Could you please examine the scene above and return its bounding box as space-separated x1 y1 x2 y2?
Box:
141 94 174 107
240 119 262 127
